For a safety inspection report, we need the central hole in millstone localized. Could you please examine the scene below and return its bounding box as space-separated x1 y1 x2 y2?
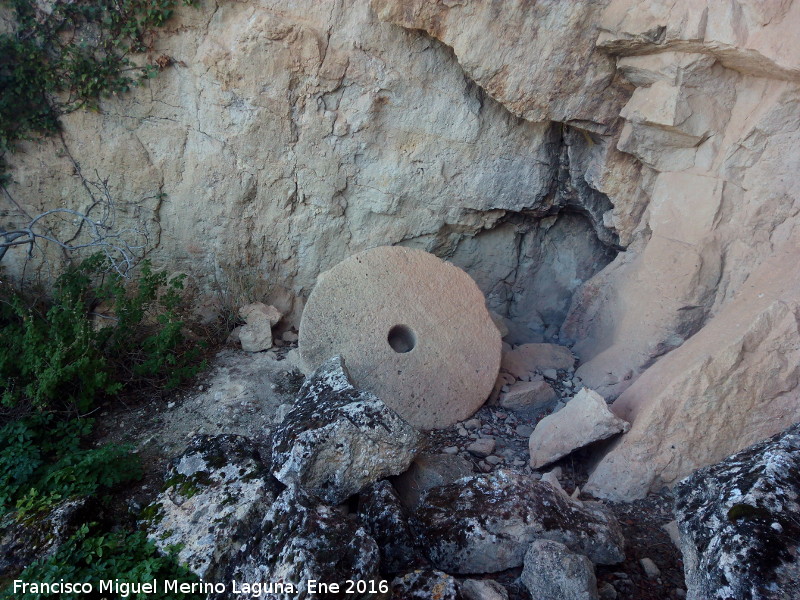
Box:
387 324 416 353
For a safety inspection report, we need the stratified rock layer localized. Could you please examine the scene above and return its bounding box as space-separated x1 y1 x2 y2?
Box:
271 356 420 504
299 246 501 430
674 423 800 600
413 470 624 574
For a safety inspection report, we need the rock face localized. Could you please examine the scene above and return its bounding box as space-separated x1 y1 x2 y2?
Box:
143 435 280 580
219 485 380 600
522 540 599 600
674 424 800 600
529 388 630 469
5 0 800 499
414 470 624 574
299 246 501 430
271 356 420 504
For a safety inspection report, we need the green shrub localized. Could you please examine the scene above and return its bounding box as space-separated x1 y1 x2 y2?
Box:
0 415 140 517
2 524 202 599
0 253 205 413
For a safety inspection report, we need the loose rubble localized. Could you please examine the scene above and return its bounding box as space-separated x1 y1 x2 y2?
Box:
271 356 420 504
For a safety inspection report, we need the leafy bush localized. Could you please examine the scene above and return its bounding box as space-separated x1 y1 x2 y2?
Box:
0 253 205 413
2 524 201 599
0 0 196 179
0 414 140 518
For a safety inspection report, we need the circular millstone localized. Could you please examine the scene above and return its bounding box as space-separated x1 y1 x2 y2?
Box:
299 246 501 430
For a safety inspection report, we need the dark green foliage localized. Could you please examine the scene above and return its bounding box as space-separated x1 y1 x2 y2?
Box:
0 253 205 413
0 414 140 517
2 524 201 599
0 0 196 178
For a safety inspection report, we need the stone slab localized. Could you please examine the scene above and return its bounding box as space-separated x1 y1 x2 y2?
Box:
299 246 501 430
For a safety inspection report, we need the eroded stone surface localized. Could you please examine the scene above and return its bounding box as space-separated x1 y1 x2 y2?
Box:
530 388 629 469
271 356 421 504
413 470 624 574
674 423 800 600
299 246 501 430
144 435 281 580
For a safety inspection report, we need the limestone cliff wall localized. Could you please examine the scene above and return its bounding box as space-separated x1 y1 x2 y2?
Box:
4 0 800 500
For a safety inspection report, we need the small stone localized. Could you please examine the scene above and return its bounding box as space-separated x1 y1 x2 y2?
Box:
640 557 660 579
478 461 491 472
460 579 509 600
458 427 469 437
674 589 686 599
391 569 459 600
542 368 558 380
515 424 534 438
442 446 459 455
464 418 482 430
282 330 299 342
522 539 599 600
167 401 175 409
467 437 496 458
485 455 503 465
598 582 618 599
571 486 581 500
499 377 559 417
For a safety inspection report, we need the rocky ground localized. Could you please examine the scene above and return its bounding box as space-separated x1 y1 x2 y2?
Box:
93 344 688 599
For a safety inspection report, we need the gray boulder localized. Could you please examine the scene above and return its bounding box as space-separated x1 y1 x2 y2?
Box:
218 485 380 600
357 480 426 574
675 422 800 600
272 356 421 504
522 539 599 600
414 470 624 574
142 434 280 580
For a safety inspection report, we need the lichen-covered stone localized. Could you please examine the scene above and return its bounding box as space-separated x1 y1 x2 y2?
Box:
0 498 90 580
675 423 800 600
143 434 280 580
219 485 380 600
413 470 624 574
522 539 599 600
272 356 421 505
390 569 461 600
357 480 426 575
